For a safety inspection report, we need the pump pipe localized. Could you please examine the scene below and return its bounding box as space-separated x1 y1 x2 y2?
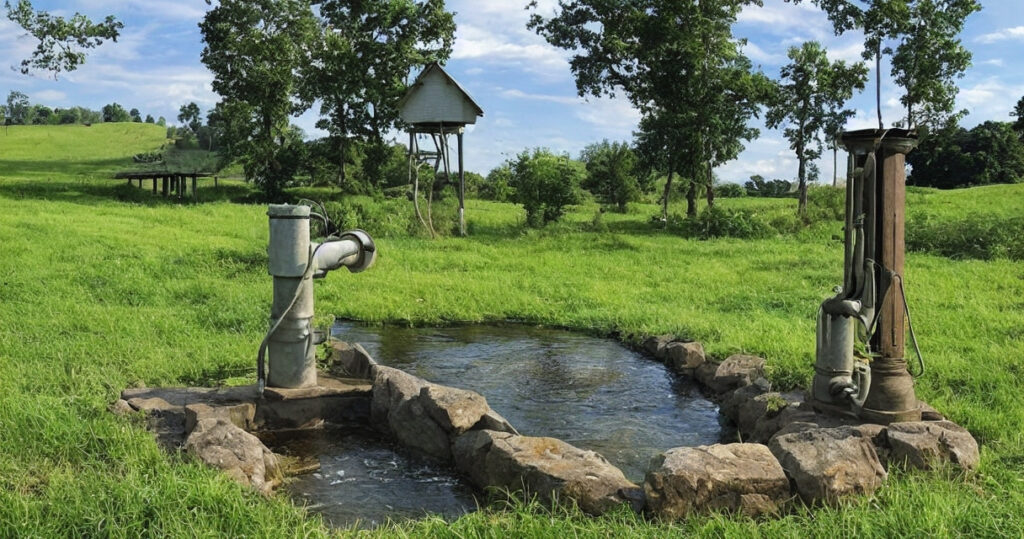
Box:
258 204 376 393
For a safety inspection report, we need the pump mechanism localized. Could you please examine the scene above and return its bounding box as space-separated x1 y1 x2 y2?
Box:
257 203 376 393
812 129 923 423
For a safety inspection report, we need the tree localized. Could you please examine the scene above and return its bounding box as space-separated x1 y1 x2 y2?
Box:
529 0 769 220
306 0 455 189
29 104 51 124
766 41 867 214
101 102 129 123
178 102 201 134
5 0 122 75
580 140 639 212
144 114 154 124
510 148 583 227
200 0 317 199
6 91 30 124
1011 96 1024 139
908 122 1024 188
788 0 979 130
129 108 142 122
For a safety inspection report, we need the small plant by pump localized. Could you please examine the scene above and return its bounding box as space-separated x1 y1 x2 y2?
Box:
257 199 377 394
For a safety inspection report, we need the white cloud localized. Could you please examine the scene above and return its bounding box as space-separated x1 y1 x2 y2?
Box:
742 42 785 66
981 59 1005 67
499 88 577 105
452 23 568 78
957 78 1024 122
32 90 67 103
737 0 829 40
976 26 1024 44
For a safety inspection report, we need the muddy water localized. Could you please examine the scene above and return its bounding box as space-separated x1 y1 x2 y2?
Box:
272 322 727 528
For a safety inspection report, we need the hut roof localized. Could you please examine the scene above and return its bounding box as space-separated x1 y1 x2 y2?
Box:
399 62 483 128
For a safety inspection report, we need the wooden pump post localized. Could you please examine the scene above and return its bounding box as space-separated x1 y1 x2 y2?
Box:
842 129 921 424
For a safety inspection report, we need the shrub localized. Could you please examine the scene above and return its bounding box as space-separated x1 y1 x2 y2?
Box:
907 213 1024 260
480 164 514 202
806 185 845 222
509 148 584 227
580 140 640 211
672 206 774 240
716 182 747 198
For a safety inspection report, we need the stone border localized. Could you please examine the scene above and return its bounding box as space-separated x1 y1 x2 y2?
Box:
637 334 979 517
114 333 979 521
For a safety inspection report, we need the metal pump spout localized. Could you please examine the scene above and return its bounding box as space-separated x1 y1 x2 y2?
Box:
259 204 376 391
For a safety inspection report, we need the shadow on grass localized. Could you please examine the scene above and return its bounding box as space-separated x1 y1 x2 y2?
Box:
0 176 258 206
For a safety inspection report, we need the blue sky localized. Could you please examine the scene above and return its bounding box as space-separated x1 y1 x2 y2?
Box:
3 1 1023 183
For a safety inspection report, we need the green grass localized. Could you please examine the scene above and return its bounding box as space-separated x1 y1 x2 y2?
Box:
1 124 1024 536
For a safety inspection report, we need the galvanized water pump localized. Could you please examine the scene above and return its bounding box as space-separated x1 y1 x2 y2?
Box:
812 128 923 424
258 203 376 391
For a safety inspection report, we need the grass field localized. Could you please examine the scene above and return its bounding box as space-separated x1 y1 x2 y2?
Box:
1 124 1023 536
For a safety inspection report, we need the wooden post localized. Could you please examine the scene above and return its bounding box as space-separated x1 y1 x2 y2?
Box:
458 131 465 236
152 177 157 194
162 176 169 197
214 176 218 187
192 175 198 202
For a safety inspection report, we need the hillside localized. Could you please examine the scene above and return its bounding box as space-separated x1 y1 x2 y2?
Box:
0 123 168 179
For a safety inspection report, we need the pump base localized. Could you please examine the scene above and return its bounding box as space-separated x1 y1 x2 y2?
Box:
857 405 922 425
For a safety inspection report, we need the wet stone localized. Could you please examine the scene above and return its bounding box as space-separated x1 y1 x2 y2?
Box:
769 426 887 504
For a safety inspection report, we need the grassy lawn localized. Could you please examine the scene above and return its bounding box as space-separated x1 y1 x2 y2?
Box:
1 124 1022 536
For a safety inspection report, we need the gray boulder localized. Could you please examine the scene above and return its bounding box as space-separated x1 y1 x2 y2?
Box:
769 426 887 504
642 335 675 359
420 384 491 435
664 341 706 374
370 366 451 460
453 430 644 515
184 418 281 495
645 443 790 519
707 354 766 394
886 420 979 470
327 340 377 380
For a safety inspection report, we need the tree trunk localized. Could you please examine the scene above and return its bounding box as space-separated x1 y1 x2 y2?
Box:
833 145 838 187
798 155 807 215
661 165 674 223
705 161 714 209
876 44 883 130
686 179 697 218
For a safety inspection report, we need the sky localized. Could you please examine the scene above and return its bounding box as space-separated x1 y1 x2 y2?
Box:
2 0 1023 183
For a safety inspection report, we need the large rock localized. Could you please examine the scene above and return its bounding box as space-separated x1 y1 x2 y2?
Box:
327 340 377 380
453 430 644 515
184 418 281 495
184 402 255 433
719 383 769 425
371 367 450 460
707 355 766 394
420 384 491 435
645 443 790 519
642 335 675 359
664 341 706 374
769 426 887 504
886 420 979 471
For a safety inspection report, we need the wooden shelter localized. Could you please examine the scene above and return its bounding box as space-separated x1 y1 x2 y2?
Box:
399 62 483 236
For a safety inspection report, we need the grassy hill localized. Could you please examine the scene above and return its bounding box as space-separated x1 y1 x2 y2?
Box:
1 129 1023 535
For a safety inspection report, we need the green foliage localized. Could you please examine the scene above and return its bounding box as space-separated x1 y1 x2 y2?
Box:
908 213 1024 261
510 148 583 227
200 0 317 200
6 90 29 124
480 164 515 202
1013 95 1024 138
178 102 202 134
672 206 774 240
806 184 846 222
744 175 795 197
101 102 130 123
580 140 640 211
767 41 868 214
715 182 746 198
4 0 122 75
908 122 1024 188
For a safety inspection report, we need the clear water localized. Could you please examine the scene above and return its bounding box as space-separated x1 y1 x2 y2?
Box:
331 321 727 482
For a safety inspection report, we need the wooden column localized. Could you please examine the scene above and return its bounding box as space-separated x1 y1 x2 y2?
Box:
162 176 169 197
152 177 157 194
458 131 465 236
192 175 198 202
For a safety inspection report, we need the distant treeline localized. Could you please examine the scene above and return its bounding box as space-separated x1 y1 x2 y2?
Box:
2 90 165 127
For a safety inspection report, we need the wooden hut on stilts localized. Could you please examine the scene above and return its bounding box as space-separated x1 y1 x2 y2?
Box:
399 62 483 237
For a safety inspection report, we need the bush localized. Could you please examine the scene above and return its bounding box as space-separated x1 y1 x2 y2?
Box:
806 185 845 222
510 148 584 227
671 206 774 240
716 182 747 198
907 213 1024 260
480 164 514 202
580 140 640 211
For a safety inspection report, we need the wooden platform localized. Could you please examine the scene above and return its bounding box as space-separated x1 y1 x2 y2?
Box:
113 171 218 201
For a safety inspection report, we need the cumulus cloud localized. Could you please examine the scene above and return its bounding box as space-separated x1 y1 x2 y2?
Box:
976 26 1024 44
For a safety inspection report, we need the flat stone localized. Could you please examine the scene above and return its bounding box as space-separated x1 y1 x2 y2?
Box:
122 385 256 407
886 420 979 470
185 418 282 495
453 430 644 515
664 341 706 374
707 355 766 394
645 443 790 519
185 402 255 433
642 335 675 359
261 375 371 401
769 426 887 504
474 409 519 435
326 340 378 380
420 384 491 435
109 399 135 416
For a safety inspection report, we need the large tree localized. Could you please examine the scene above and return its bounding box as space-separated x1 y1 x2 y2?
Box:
580 140 640 212
788 0 979 131
1011 96 1024 139
306 0 455 188
529 0 769 220
178 102 202 134
766 41 867 214
5 0 122 76
200 0 317 198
